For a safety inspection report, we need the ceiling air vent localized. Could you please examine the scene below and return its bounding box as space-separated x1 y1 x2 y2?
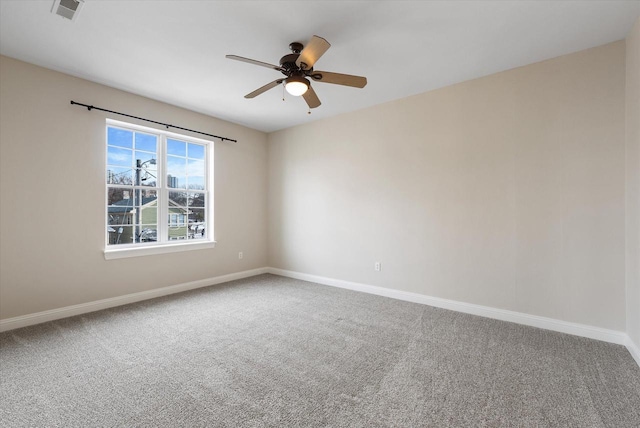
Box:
51 0 84 22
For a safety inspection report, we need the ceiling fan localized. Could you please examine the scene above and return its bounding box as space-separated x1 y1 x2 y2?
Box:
226 35 367 109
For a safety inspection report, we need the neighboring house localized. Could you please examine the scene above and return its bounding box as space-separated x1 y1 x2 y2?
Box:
108 196 193 244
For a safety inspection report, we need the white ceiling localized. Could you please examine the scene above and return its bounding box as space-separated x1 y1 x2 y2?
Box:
1 1 639 133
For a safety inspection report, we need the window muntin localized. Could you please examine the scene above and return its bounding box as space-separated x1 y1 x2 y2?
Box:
106 121 212 250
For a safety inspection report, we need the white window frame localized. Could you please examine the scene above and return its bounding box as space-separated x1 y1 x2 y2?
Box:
104 119 215 260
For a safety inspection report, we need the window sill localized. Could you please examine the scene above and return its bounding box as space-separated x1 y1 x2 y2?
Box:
104 241 216 260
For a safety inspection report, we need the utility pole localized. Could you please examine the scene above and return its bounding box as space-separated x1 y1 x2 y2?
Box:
134 158 156 243
135 159 142 243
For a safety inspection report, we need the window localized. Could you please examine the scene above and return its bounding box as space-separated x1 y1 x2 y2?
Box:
169 213 186 227
105 119 214 258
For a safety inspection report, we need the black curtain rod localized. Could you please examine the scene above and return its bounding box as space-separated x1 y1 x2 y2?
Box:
70 101 237 143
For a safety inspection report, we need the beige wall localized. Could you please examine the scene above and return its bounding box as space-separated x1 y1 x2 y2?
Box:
268 42 627 331
1 38 634 337
626 18 640 348
0 56 268 320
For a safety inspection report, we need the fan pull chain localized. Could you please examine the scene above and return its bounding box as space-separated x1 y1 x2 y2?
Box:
282 83 285 101
308 107 311 115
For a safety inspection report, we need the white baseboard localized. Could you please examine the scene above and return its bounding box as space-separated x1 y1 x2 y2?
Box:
267 268 629 347
626 336 640 367
3 266 637 369
0 267 268 332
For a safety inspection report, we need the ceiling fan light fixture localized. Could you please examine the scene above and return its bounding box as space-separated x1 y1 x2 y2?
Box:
227 35 366 109
285 75 309 96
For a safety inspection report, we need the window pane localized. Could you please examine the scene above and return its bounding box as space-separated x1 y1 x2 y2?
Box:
134 151 156 166
139 197 158 227
108 187 134 208
168 211 187 225
167 155 186 189
189 206 206 240
140 226 157 242
135 133 157 152
108 128 133 148
187 159 205 175
107 167 133 185
187 159 205 190
108 225 134 245
169 191 188 207
169 191 205 208
139 171 157 187
168 215 188 240
188 143 205 160
108 212 130 226
108 146 132 168
189 222 206 240
134 151 157 187
187 176 205 190
188 192 205 208
167 139 186 156
189 208 205 223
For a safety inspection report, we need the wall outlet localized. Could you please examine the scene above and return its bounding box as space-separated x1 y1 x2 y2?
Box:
375 262 381 271
238 251 243 260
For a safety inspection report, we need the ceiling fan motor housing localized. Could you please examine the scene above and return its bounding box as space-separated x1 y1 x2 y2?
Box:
279 53 312 77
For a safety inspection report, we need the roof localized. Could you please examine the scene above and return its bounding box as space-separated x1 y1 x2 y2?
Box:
108 196 189 214
108 197 157 214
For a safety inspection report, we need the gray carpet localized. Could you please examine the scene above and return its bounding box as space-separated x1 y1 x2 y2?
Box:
1 274 639 427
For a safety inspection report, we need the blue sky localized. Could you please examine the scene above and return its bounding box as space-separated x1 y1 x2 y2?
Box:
107 127 205 189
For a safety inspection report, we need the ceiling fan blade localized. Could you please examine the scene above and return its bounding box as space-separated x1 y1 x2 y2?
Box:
226 55 282 71
245 79 284 99
310 71 367 88
296 35 331 70
302 85 321 109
